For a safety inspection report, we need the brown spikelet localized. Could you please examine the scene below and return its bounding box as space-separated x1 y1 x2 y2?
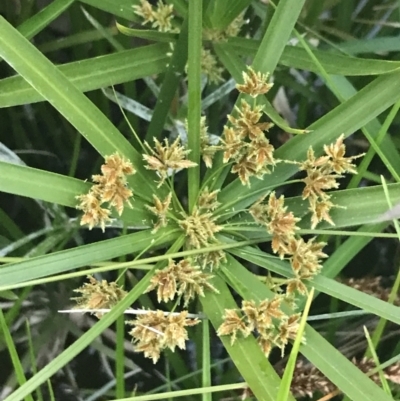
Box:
339 276 399 305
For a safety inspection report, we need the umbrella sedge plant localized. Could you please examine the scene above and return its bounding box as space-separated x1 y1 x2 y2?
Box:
1 1 400 401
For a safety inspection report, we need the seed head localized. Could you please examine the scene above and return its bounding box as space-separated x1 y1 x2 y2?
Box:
146 259 218 306
179 208 222 249
217 309 251 345
146 193 172 232
72 275 127 318
133 0 175 33
228 100 272 140
143 137 197 187
127 310 199 363
236 66 274 98
76 153 135 230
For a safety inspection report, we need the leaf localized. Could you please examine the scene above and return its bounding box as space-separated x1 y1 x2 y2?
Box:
116 22 178 42
229 37 400 75
0 17 165 200
79 0 139 21
0 228 179 289
207 0 252 30
18 0 75 40
285 183 400 229
0 161 89 207
145 18 188 141
0 44 169 107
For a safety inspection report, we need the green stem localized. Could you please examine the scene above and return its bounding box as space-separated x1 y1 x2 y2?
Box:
187 0 202 211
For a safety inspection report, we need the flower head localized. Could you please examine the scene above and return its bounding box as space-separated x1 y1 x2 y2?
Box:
146 193 172 232
76 153 135 231
217 309 251 345
133 0 175 32
324 134 362 174
143 137 197 187
236 66 274 98
228 100 273 140
179 208 222 249
72 275 127 318
146 259 218 306
127 310 199 363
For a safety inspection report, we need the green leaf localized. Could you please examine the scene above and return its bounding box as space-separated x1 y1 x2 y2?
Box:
0 44 169 107
321 223 388 279
0 228 179 289
0 310 34 401
251 0 307 75
277 288 314 401
285 183 400 229
225 181 400 231
208 0 251 30
0 16 134 157
229 37 400 75
337 36 400 55
116 22 178 42
145 18 188 141
0 17 164 200
187 2 202 210
0 161 89 207
0 290 18 301
18 0 75 40
79 0 139 21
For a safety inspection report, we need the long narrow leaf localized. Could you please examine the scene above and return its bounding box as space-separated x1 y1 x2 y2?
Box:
0 228 179 288
0 44 169 107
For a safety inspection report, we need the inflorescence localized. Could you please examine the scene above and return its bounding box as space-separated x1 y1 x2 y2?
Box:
74 65 363 363
133 1 247 84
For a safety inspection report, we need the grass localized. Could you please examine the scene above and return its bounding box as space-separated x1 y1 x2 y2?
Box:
1 1 400 400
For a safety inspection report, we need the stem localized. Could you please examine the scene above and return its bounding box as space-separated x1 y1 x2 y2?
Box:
187 0 202 211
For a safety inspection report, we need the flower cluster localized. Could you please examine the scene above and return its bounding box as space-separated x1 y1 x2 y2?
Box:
217 296 301 357
198 13 248 83
72 275 127 318
206 67 276 186
133 0 227 84
340 276 400 305
76 153 135 231
127 310 199 363
198 117 220 168
250 192 327 295
179 188 221 247
199 48 224 84
203 12 247 42
299 135 363 228
276 357 400 399
221 104 275 185
145 259 218 306
236 67 274 98
146 192 172 233
71 57 366 370
133 0 176 33
178 188 226 270
143 136 197 187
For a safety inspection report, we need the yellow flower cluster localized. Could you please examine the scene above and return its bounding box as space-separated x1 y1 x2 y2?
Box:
76 153 135 231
